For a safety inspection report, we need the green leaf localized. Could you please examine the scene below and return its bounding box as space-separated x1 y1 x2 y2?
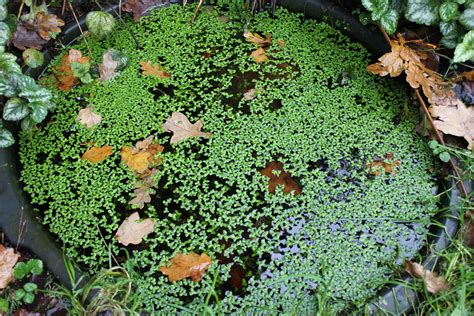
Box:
30 102 48 123
108 49 129 71
362 0 390 20
23 282 38 293
0 53 21 75
454 30 474 62
380 9 399 34
22 48 44 68
440 21 465 48
16 74 37 92
26 259 43 275
439 152 451 162
0 298 9 313
0 122 14 147
3 97 29 121
70 61 91 79
0 3 7 21
0 21 10 47
428 140 439 150
19 86 52 104
14 261 29 279
439 1 460 22
460 8 474 30
21 115 36 131
14 289 26 301
359 12 373 25
86 11 115 39
23 292 35 304
405 0 441 25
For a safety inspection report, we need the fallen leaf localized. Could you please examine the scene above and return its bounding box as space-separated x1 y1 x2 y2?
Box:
11 25 48 50
162 112 212 144
128 184 152 209
243 88 258 100
405 260 449 294
367 39 405 77
463 70 474 81
34 12 65 40
99 51 118 81
81 146 113 164
55 49 90 90
367 154 400 176
115 212 154 246
244 31 272 47
277 39 285 47
429 99 474 149
76 107 102 128
250 47 268 63
121 147 151 174
140 61 170 78
0 245 20 289
464 210 474 248
160 252 212 282
260 161 301 195
122 0 163 22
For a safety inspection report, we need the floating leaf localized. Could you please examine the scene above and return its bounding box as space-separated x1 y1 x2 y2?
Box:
250 47 268 63
162 112 212 144
120 135 163 174
243 88 257 100
76 107 102 128
244 31 271 47
405 260 449 294
260 161 302 196
81 146 113 164
99 51 118 81
0 245 20 289
140 61 170 78
160 252 212 282
115 212 154 246
128 183 152 209
367 153 400 176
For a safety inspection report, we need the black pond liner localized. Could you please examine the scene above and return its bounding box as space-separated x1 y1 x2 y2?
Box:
0 0 470 314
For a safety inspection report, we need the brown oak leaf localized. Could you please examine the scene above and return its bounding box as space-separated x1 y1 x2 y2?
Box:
121 136 164 174
99 51 119 81
405 260 449 294
250 47 268 63
259 161 301 196
162 112 212 144
0 245 20 289
115 212 154 246
140 61 170 78
160 252 212 282
244 31 272 47
76 107 102 128
81 146 113 164
35 12 65 40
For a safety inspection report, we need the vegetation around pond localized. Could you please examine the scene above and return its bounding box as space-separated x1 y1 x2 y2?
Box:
17 3 439 313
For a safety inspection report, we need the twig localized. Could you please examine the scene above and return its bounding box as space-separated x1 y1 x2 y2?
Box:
191 0 204 23
67 0 92 56
377 26 468 198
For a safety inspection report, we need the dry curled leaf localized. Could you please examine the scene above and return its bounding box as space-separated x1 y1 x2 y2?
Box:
81 146 113 164
99 51 118 81
76 107 102 128
405 260 449 294
429 99 474 149
115 212 154 246
162 112 212 144
35 12 65 40
11 25 48 50
260 161 301 196
160 252 212 282
250 47 268 63
0 245 20 289
140 61 170 78
244 31 272 47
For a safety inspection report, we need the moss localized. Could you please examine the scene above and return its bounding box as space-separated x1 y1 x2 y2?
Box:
19 4 437 313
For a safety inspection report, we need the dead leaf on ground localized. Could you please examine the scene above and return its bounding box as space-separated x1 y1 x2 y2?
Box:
11 25 48 50
162 112 212 144
121 135 164 174
260 161 302 196
429 99 474 149
0 245 20 289
99 51 118 81
244 31 272 47
160 252 212 282
367 154 400 176
115 212 155 246
81 146 113 164
55 49 90 90
250 47 268 63
243 88 258 100
140 61 171 78
76 107 102 128
405 260 449 294
35 12 65 40
128 183 152 209
122 0 163 22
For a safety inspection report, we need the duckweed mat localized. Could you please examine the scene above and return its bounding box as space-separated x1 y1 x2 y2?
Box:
19 4 438 313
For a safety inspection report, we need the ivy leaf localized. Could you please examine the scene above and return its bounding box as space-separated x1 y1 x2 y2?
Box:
11 25 48 50
99 51 118 81
454 30 474 63
429 99 474 149
0 123 15 148
34 12 64 40
76 107 102 128
405 261 449 294
122 0 164 22
405 0 441 25
159 252 212 282
460 8 474 30
29 103 47 123
0 245 20 289
140 61 170 78
81 146 113 164
259 161 302 196
115 212 154 246
439 1 460 22
3 97 29 121
162 112 212 144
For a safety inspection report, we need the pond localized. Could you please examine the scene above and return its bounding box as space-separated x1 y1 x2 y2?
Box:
18 4 438 313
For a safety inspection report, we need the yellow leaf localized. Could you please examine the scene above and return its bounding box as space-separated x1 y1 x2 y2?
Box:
250 47 268 63
120 147 151 173
244 31 272 47
160 252 212 282
81 146 113 164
